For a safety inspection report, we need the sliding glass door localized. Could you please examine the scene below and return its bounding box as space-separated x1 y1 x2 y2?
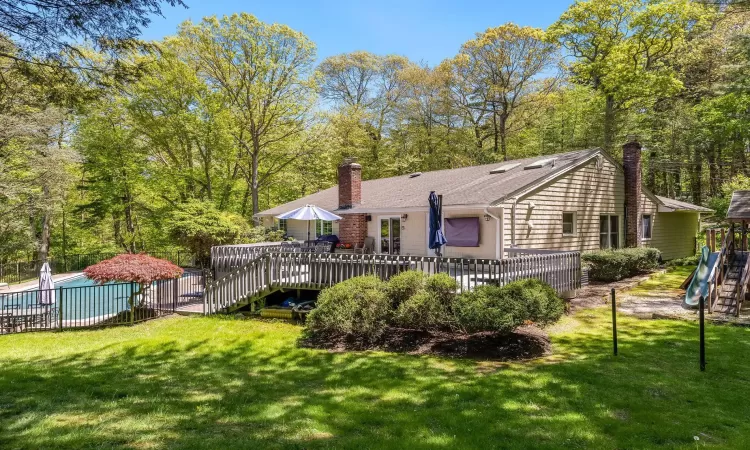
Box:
380 217 401 255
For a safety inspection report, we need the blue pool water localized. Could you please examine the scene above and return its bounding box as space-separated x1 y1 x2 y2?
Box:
55 275 105 289
2 276 139 322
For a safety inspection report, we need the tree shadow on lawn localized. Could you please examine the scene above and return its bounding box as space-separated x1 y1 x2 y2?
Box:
2 314 750 449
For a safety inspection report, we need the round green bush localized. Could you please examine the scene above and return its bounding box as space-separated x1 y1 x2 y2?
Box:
454 279 564 334
394 273 458 331
386 270 427 308
304 275 390 341
501 279 565 326
582 247 661 282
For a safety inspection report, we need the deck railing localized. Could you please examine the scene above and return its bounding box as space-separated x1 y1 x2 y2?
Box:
210 243 282 276
204 251 581 314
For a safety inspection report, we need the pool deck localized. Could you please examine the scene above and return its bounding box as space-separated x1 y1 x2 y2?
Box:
1 273 84 294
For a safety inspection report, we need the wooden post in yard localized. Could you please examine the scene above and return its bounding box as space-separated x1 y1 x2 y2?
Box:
611 288 618 356
699 296 706 372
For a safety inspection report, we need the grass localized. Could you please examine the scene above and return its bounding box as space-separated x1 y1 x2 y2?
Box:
2 311 750 449
627 266 694 296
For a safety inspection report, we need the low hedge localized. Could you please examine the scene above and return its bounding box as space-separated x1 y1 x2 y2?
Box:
304 276 391 342
394 273 458 331
454 279 564 334
582 247 661 282
305 272 565 340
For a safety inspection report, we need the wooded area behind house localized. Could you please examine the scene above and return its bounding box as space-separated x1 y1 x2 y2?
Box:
1 0 749 262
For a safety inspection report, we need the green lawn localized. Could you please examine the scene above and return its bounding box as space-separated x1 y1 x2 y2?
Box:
2 311 750 449
627 266 694 296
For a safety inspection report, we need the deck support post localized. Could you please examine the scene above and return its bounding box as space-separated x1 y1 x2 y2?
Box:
611 288 618 356
699 296 706 372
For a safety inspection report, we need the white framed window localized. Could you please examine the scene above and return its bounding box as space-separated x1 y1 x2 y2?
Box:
278 219 287 233
316 220 333 237
600 215 619 249
562 212 576 236
642 214 652 240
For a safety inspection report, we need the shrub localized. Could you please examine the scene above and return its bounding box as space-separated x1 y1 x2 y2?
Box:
501 279 565 326
304 276 390 341
394 273 458 331
666 253 700 267
242 226 286 243
582 247 661 282
386 270 427 308
454 279 564 334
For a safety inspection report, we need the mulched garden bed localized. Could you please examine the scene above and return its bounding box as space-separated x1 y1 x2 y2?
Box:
299 325 551 361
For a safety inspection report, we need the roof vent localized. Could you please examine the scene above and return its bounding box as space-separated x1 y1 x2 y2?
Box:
409 172 422 178
524 158 557 170
490 163 520 174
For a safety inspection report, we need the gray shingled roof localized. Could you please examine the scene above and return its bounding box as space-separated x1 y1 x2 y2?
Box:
726 191 750 220
257 149 598 216
256 148 711 217
656 196 712 213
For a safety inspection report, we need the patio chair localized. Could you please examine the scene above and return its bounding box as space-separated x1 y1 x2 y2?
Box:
314 242 334 253
29 305 57 329
354 236 376 255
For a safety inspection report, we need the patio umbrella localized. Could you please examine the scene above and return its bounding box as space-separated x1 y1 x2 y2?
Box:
428 191 447 256
275 205 342 241
38 262 55 305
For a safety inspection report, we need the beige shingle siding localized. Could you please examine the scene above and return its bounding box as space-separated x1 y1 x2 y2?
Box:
647 211 699 260
504 157 625 252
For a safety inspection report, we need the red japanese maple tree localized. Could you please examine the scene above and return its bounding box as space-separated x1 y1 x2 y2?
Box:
84 254 183 315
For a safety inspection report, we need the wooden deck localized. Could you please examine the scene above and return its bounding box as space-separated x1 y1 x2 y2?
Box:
204 250 582 315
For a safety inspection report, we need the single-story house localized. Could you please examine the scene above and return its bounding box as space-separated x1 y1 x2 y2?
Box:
256 140 711 260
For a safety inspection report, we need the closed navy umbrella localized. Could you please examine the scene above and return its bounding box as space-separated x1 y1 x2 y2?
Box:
428 191 447 256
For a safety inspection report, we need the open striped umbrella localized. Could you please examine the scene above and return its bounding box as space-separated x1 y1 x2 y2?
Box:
275 205 342 241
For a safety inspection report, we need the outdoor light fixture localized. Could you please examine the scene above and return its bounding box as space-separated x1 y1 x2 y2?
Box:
366 214 372 222
401 213 408 221
484 214 491 221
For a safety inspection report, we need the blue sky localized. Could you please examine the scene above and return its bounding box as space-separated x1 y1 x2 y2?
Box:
142 0 574 66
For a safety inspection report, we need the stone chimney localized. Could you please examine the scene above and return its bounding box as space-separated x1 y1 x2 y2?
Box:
337 158 367 246
623 138 642 248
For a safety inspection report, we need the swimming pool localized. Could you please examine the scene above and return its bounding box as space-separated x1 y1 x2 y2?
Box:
0 276 138 323
1 272 204 332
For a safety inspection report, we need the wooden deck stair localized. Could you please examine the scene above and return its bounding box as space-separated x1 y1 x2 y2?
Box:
714 253 746 315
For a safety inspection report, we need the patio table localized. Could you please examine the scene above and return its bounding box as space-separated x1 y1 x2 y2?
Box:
0 307 50 332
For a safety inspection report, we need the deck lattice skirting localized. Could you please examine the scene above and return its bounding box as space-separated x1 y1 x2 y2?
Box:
204 247 581 315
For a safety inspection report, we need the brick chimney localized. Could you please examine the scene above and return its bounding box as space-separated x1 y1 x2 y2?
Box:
623 138 642 248
337 158 367 246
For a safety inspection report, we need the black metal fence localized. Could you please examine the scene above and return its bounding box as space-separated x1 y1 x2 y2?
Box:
0 270 206 335
0 251 196 285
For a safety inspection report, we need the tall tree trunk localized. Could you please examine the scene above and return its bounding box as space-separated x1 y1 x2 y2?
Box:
691 145 703 205
647 148 657 192
123 198 137 254
251 149 260 224
491 103 499 157
499 113 508 162
37 184 51 262
708 144 719 198
603 94 616 153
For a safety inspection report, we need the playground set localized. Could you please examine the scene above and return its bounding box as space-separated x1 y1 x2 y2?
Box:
684 191 750 316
